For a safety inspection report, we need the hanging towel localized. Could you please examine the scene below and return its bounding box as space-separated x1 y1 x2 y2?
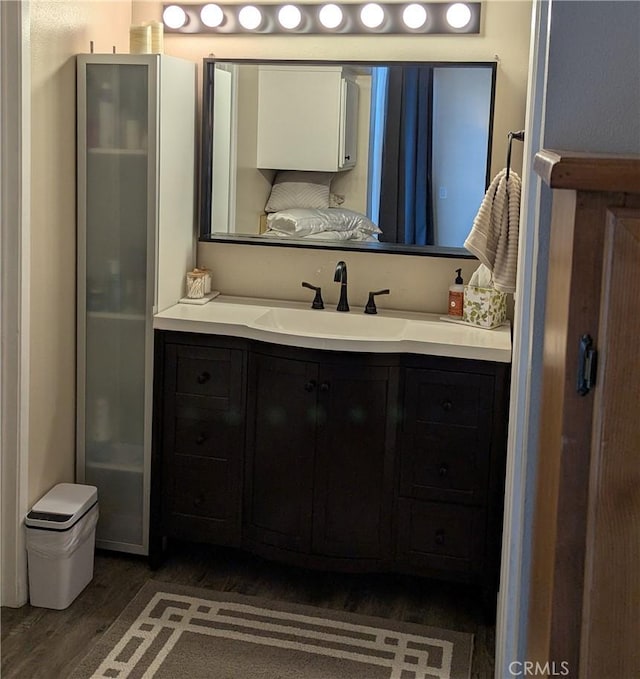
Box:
464 168 522 294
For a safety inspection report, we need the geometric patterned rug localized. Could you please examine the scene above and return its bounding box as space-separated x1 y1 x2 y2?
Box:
69 581 473 679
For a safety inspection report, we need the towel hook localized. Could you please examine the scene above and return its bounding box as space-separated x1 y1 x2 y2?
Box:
506 130 525 180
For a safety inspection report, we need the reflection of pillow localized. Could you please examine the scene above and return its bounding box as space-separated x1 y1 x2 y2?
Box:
266 208 381 237
264 171 333 213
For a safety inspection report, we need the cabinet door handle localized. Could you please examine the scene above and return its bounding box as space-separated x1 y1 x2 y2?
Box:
197 371 211 385
304 380 317 392
193 494 204 508
438 464 449 477
319 382 330 392
196 433 208 445
434 529 445 546
441 399 453 412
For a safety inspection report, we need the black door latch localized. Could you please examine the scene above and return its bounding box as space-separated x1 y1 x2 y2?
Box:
576 334 597 396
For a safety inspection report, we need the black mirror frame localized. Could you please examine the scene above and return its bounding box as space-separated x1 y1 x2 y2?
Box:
198 58 496 258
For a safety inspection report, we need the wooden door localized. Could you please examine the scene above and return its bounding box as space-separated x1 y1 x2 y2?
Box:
579 208 640 678
243 352 317 553
312 361 397 560
529 151 640 677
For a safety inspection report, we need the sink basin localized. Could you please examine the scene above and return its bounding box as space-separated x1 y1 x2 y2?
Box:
251 307 408 340
154 294 513 362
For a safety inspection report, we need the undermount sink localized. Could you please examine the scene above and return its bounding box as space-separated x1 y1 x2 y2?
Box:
154 294 513 362
251 307 408 340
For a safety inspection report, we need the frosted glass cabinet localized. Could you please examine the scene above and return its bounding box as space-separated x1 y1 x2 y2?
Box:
76 54 195 554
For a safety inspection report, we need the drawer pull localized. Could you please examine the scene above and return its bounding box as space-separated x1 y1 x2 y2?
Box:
319 382 330 392
196 433 208 445
441 399 453 412
438 464 449 477
193 494 204 508
197 371 211 385
304 380 317 392
434 529 445 546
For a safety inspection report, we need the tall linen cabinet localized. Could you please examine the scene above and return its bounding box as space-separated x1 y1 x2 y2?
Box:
76 54 196 554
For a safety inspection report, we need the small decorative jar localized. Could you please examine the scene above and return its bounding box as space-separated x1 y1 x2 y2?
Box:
186 270 206 299
129 24 151 54
147 20 164 54
200 268 212 294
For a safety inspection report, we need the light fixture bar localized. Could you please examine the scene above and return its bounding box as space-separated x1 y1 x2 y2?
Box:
162 3 481 35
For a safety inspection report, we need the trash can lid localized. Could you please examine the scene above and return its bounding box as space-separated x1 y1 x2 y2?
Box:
25 483 98 530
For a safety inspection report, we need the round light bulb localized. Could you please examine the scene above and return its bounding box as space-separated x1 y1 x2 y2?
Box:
238 5 263 30
163 4 187 29
446 2 472 29
318 3 343 29
200 3 224 27
360 3 385 28
402 3 427 29
278 4 302 29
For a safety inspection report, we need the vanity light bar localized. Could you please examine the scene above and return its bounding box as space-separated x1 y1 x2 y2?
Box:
162 2 481 35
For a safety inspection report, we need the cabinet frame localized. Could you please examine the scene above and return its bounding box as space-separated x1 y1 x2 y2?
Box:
76 55 195 555
151 332 509 594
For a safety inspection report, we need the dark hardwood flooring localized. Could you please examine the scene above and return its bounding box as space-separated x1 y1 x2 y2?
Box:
2 541 495 678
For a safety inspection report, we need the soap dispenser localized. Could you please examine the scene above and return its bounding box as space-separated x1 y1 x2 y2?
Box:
448 268 464 317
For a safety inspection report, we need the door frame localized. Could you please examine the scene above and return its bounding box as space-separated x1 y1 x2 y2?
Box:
495 0 551 674
0 0 31 608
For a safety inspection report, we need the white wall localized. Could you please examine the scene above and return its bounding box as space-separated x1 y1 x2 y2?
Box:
133 0 532 314
544 0 640 153
29 1 130 505
234 64 275 234
432 67 494 247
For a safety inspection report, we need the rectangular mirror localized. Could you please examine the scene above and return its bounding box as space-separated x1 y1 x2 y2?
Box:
199 59 496 256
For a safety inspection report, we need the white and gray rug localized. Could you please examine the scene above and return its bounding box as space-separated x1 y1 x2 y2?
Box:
70 581 473 679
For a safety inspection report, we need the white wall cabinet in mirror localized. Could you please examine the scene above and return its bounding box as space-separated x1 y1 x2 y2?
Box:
257 65 359 172
199 59 496 256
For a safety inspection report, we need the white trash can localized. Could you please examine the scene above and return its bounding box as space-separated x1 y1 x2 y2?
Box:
25 483 99 609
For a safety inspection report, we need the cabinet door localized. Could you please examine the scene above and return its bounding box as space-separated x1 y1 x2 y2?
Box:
79 60 151 552
161 343 245 545
256 66 342 172
312 363 397 560
244 353 318 552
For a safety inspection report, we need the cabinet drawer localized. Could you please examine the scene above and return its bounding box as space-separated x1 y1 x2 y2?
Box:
174 413 242 459
399 427 490 505
404 369 494 428
163 455 241 544
174 346 240 401
396 499 485 576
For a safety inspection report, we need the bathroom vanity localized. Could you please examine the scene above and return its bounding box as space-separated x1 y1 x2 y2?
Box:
150 297 511 600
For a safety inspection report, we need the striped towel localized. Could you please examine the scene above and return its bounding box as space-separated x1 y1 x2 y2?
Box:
464 168 522 294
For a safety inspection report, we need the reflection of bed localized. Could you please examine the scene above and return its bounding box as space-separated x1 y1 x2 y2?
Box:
263 208 381 242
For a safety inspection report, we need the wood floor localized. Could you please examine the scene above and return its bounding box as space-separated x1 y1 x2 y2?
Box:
1 541 495 678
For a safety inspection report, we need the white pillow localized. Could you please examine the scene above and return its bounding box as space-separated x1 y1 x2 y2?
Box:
264 171 333 213
266 208 381 237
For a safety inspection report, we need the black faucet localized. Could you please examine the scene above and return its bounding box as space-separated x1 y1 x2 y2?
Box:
333 261 349 312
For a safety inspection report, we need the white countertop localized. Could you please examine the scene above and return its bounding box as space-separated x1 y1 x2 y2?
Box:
154 295 512 363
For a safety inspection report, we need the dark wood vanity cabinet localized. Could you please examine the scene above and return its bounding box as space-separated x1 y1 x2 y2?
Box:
152 332 509 594
243 346 397 565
